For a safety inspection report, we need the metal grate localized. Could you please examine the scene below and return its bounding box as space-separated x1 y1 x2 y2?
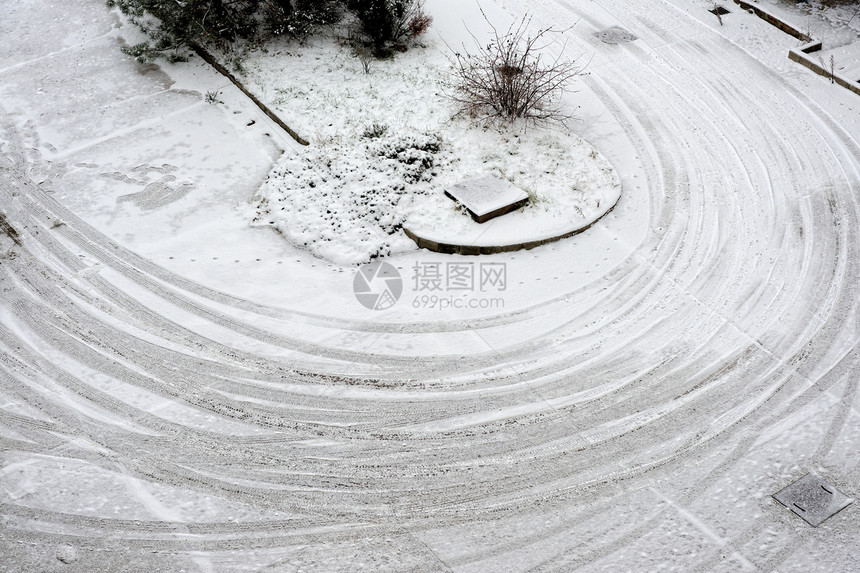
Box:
593 27 638 45
773 472 853 527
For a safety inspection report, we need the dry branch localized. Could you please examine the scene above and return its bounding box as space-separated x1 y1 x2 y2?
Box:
446 11 583 127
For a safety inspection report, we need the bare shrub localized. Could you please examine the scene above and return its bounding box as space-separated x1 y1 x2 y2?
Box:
446 12 582 127
404 0 433 39
819 53 837 84
204 90 221 104
710 2 726 26
362 122 388 138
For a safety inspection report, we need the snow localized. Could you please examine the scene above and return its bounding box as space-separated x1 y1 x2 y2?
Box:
443 174 528 219
1 0 860 570
593 26 639 45
403 126 621 247
753 0 860 46
245 28 618 264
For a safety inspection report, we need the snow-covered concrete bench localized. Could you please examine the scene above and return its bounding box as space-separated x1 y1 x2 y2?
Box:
444 174 529 223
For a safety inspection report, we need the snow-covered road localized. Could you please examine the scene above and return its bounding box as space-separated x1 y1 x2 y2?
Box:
1 0 859 570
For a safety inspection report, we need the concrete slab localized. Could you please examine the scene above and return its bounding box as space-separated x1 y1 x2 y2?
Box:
444 174 528 223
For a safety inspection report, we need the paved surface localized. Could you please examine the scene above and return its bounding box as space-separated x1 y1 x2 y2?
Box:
1 0 859 571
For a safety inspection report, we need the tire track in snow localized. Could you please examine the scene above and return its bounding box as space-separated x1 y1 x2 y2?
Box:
2 0 860 569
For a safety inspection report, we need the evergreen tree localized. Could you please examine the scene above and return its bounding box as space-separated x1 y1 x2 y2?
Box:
347 0 431 56
109 0 263 62
109 0 428 62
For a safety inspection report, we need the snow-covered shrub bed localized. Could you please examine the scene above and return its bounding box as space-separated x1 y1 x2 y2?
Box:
253 129 450 263
244 34 620 264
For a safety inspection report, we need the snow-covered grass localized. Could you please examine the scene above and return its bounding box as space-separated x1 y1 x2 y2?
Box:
244 32 619 264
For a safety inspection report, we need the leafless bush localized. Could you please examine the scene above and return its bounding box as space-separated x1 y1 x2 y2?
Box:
819 53 837 84
709 2 727 25
358 50 372 73
446 12 582 127
404 0 433 39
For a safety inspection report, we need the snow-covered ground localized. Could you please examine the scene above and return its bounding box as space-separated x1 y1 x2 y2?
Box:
1 0 859 571
243 17 620 263
756 0 860 46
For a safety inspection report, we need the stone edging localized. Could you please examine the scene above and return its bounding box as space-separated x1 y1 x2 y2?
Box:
731 0 811 41
402 197 619 255
730 0 860 97
191 44 310 146
789 41 860 97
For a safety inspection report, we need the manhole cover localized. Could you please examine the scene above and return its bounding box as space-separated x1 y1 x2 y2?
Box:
593 26 638 45
773 472 853 527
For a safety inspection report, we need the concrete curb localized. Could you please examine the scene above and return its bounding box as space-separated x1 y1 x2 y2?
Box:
731 0 811 42
191 44 310 146
730 0 860 97
789 41 860 97
402 196 619 255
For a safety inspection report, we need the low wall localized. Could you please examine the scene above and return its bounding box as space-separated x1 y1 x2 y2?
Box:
403 199 619 255
191 44 310 146
789 41 860 97
729 0 860 97
731 0 811 41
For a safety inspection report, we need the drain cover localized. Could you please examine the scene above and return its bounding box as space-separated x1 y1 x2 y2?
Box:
593 26 638 45
773 472 853 527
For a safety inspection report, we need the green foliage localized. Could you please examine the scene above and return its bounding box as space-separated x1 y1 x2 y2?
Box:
348 0 397 49
109 0 346 61
265 0 345 39
108 0 262 61
109 0 430 62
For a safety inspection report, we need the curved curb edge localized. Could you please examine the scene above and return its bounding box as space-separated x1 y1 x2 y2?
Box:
402 195 621 256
